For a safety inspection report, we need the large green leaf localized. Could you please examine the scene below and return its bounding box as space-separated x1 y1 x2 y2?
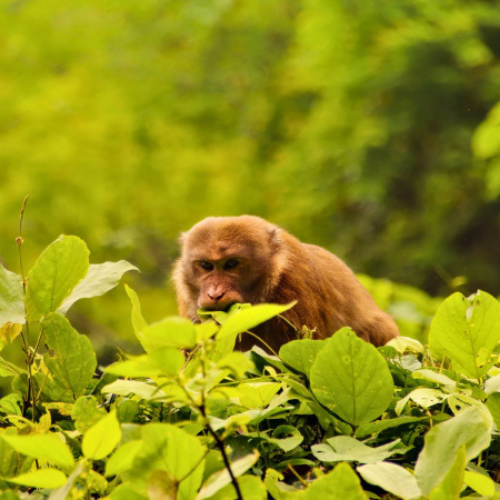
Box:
217 302 296 341
25 235 89 321
101 380 169 401
106 349 185 380
142 317 197 350
357 462 421 500
0 433 73 469
302 462 368 500
105 440 142 477
205 475 267 500
40 313 96 402
71 396 106 433
198 451 259 499
131 424 205 500
279 339 328 378
414 408 490 495
124 285 151 351
0 265 24 326
82 410 121 460
312 436 402 464
429 291 500 380
428 445 466 500
9 468 67 489
0 428 33 480
310 328 394 425
58 261 138 314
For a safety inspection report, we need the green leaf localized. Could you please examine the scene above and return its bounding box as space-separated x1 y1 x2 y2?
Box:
310 328 394 425
312 436 403 464
142 317 197 350
357 462 422 500
486 392 500 430
198 451 259 499
82 410 121 460
302 462 369 500
25 235 90 321
0 323 23 345
415 408 490 495
59 261 138 314
108 482 148 500
428 445 466 500
0 393 22 416
216 351 254 378
217 302 296 341
463 469 496 497
124 285 150 350
105 440 142 477
131 423 205 500
472 103 500 159
206 475 267 500
101 380 168 400
71 396 106 433
264 469 303 500
429 291 500 380
385 336 424 354
106 348 185 379
269 425 304 453
0 265 24 326
279 339 328 378
9 468 67 489
117 400 140 423
0 429 33 481
0 433 73 468
40 313 96 402
198 303 252 324
355 416 427 438
238 382 281 409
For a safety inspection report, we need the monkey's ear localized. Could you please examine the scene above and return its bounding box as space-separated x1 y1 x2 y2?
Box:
268 227 282 251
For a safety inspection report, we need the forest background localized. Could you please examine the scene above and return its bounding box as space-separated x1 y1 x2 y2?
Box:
1 0 500 360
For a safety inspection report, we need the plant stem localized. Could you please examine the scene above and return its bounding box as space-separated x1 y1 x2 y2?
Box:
16 196 35 419
287 464 308 487
203 418 243 500
243 330 279 357
174 359 243 500
277 314 299 333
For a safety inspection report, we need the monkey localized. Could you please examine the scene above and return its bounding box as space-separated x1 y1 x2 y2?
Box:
173 215 399 353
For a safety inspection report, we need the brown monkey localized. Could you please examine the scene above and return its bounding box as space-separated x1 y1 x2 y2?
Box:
173 216 399 353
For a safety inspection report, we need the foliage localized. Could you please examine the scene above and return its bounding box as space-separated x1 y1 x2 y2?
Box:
3 236 500 498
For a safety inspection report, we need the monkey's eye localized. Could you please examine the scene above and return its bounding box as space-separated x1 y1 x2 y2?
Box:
199 261 214 271
224 259 239 270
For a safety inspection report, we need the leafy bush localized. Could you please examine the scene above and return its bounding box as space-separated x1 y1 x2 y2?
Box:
2 235 500 499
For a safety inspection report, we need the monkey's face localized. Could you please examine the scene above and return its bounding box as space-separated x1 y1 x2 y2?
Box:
178 216 281 316
192 257 248 311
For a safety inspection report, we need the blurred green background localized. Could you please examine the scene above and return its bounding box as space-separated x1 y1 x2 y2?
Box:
1 0 500 354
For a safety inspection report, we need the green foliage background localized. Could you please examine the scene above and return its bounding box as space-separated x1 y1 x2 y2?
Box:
1 0 500 346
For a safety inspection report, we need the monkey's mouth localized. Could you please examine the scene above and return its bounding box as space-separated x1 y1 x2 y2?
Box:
198 301 250 321
198 300 238 313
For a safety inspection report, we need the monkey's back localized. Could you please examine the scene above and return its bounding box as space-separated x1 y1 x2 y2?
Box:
272 236 399 347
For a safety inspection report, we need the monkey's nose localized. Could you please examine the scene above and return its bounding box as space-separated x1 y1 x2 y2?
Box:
208 291 226 301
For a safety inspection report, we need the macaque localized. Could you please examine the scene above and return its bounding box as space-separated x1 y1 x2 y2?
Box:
173 216 399 353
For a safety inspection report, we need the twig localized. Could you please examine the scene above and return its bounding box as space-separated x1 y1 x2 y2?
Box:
287 464 308 487
173 374 243 500
243 330 279 357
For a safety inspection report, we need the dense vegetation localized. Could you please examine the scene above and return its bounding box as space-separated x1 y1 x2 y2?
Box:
2 234 500 499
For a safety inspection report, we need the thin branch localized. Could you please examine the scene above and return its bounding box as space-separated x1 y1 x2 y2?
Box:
243 330 279 357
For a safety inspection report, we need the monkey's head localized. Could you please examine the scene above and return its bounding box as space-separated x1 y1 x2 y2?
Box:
174 216 283 320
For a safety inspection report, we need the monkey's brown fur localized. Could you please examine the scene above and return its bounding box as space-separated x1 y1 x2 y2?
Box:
173 215 399 353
